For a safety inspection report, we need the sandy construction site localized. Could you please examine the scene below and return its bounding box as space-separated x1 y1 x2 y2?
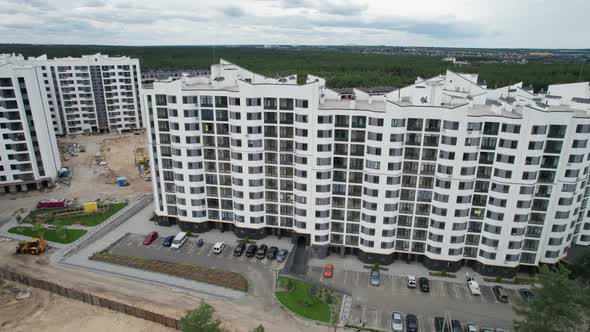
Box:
0 133 152 223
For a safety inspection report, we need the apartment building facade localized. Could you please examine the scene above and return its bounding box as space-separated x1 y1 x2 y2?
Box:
0 57 61 193
3 53 143 135
144 59 590 276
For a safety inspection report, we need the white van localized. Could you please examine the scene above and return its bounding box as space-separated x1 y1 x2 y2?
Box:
171 232 188 250
213 242 226 254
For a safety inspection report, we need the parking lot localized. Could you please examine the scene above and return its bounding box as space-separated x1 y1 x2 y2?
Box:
108 233 293 298
309 266 515 331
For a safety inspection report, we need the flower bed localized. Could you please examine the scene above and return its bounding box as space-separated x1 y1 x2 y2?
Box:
275 276 331 323
90 251 248 291
24 202 128 226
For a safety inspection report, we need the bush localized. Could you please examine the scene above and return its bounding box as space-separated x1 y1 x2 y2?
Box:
372 263 380 271
496 276 503 282
309 284 319 297
325 293 333 304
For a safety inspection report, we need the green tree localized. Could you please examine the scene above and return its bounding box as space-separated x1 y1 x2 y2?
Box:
251 325 265 332
572 252 590 285
180 301 221 332
513 265 585 332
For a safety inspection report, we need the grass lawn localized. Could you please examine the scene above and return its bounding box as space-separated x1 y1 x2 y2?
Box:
275 276 331 323
25 202 128 226
8 226 87 244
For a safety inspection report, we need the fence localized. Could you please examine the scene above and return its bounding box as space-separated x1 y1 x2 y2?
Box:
0 267 181 330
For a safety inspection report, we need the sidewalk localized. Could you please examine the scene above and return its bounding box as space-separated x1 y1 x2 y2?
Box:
309 255 530 290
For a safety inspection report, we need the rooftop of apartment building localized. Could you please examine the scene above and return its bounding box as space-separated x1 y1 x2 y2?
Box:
145 58 590 120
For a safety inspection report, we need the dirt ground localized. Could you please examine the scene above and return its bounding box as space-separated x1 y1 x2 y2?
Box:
0 240 335 332
0 133 152 224
0 280 173 332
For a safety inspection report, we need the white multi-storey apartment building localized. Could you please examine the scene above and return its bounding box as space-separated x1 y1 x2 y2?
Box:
2 53 143 135
144 59 590 276
0 56 61 193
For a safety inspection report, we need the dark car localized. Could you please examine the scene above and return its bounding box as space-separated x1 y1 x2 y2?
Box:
162 235 175 247
419 277 430 292
276 249 289 262
406 313 418 332
518 288 535 303
492 286 509 303
266 246 278 260
255 244 268 259
451 320 462 332
233 242 246 256
434 317 451 332
245 244 258 257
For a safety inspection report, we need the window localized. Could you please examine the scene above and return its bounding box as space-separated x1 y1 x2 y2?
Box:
443 120 459 130
531 125 547 135
295 99 308 108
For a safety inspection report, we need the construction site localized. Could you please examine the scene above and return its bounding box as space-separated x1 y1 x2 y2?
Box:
0 133 151 224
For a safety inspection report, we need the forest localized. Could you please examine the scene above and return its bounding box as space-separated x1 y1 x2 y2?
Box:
1 44 588 91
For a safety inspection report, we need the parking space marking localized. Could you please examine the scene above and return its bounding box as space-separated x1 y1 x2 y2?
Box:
355 271 361 286
342 270 348 285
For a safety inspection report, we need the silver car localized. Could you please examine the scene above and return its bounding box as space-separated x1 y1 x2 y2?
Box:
370 269 381 286
390 311 403 332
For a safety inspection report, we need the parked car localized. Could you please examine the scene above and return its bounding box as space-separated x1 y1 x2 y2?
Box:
143 231 158 245
419 277 430 292
370 269 381 287
405 313 418 332
171 232 188 250
518 288 535 303
196 238 204 247
465 322 478 332
480 328 494 332
467 280 481 295
390 311 403 332
494 329 508 332
492 286 509 303
233 242 245 256
434 317 451 332
266 246 278 260
162 235 175 247
323 264 334 278
451 320 462 332
406 275 417 288
255 244 268 259
276 249 289 262
212 242 226 254
245 244 258 257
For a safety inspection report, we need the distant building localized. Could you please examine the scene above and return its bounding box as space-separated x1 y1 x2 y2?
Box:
143 59 590 277
441 57 456 63
1 53 143 135
141 69 210 86
0 55 61 193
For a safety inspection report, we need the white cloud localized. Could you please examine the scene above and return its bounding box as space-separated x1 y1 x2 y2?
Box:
0 0 587 48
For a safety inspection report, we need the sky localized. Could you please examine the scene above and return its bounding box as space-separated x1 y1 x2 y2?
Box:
0 0 589 48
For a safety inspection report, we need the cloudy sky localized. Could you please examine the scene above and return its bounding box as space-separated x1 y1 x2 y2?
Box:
0 0 588 48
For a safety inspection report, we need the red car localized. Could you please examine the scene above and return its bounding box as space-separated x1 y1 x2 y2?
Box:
323 263 334 278
143 231 158 245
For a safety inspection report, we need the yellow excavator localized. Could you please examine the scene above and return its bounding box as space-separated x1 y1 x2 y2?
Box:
16 237 48 255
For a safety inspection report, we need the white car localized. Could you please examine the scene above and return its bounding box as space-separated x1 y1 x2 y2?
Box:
390 311 403 332
468 280 481 295
406 275 417 288
212 242 226 254
170 232 188 250
466 322 478 332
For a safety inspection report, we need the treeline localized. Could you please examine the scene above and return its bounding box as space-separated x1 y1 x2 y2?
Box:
1 44 588 91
